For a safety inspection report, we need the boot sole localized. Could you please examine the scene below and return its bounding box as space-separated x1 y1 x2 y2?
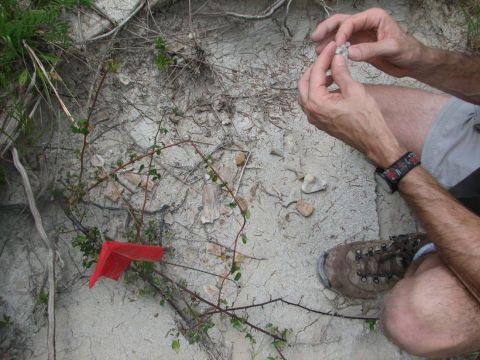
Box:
317 251 331 289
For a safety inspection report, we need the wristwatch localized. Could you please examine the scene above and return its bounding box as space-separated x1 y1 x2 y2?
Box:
374 151 421 193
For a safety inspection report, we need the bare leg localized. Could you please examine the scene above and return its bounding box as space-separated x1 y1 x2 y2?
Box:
365 85 450 156
381 254 480 357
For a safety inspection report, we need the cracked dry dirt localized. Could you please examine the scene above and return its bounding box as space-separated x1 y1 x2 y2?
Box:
0 0 474 359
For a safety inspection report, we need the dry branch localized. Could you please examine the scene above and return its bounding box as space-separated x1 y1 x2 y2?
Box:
12 147 56 360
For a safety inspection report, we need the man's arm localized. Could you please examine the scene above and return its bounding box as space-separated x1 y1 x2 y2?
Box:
398 166 480 301
298 41 480 301
413 47 480 104
312 8 480 104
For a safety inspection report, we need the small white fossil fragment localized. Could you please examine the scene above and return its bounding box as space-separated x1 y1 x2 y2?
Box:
301 174 327 194
335 42 351 57
117 73 131 86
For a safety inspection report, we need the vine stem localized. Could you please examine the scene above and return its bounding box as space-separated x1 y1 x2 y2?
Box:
78 70 108 183
85 139 192 193
202 297 378 321
135 126 162 241
188 142 247 308
151 269 286 342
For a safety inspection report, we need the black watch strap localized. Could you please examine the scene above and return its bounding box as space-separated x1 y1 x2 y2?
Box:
375 151 421 192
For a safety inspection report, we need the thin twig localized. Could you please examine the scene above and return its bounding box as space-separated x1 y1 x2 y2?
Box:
275 346 287 360
87 0 146 42
199 0 287 20
163 261 236 284
234 151 250 196
79 70 108 182
12 148 56 360
152 269 286 342
136 125 162 241
283 0 294 37
202 297 378 321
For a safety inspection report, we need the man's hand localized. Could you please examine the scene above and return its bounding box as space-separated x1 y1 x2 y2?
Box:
311 8 423 77
297 41 405 167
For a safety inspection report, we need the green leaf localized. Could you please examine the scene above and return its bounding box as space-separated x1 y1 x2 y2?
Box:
272 339 285 349
245 333 256 344
18 69 29 86
105 59 119 73
228 202 237 209
241 233 247 244
230 262 240 274
230 317 242 328
366 319 376 331
242 208 251 219
171 339 180 353
234 272 241 281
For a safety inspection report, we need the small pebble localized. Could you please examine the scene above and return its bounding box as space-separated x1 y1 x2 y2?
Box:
234 152 246 166
296 200 314 217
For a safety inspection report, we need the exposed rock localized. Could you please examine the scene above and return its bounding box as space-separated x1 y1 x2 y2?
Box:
90 154 105 167
123 172 154 191
296 200 314 217
203 284 219 301
201 184 220 224
301 174 327 194
104 182 123 202
207 243 224 258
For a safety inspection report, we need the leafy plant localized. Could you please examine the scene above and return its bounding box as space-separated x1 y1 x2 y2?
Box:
0 0 91 91
72 228 102 268
0 314 12 328
366 319 377 331
154 36 173 70
36 290 49 305
461 0 480 52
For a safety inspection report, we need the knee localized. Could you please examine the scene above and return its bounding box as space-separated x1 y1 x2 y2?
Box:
380 279 455 357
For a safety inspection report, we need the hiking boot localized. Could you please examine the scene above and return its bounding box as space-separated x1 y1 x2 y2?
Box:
317 233 428 299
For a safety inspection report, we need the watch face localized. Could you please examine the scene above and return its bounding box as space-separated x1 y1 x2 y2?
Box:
374 172 394 194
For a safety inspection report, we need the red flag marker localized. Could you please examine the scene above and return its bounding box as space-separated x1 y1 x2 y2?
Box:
89 241 164 288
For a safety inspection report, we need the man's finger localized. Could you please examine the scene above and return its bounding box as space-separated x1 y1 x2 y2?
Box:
297 66 312 105
311 14 350 42
309 41 336 97
315 36 335 55
334 9 384 45
348 39 398 61
331 54 362 97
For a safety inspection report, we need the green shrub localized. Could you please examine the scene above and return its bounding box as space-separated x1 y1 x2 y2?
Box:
0 0 91 92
